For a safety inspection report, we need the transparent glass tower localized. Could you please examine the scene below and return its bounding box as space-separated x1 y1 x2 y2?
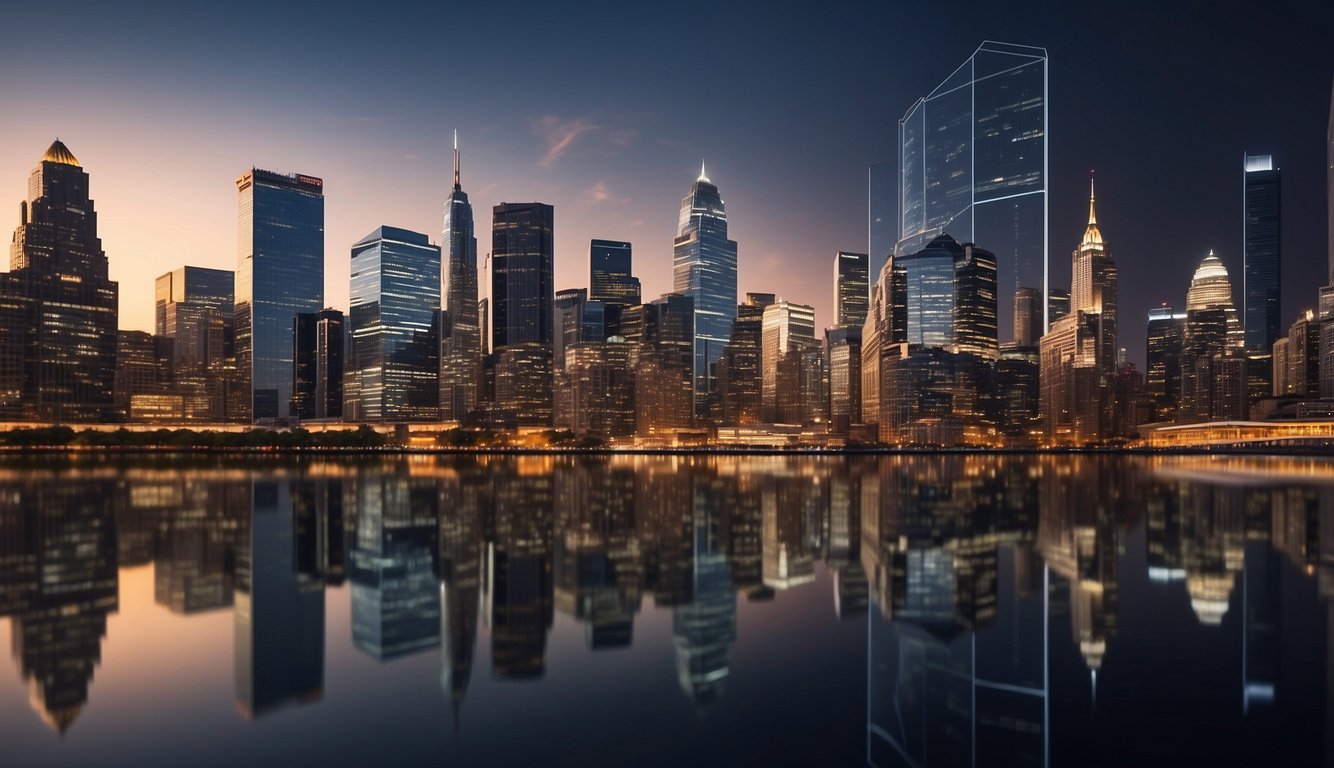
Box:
895 41 1048 340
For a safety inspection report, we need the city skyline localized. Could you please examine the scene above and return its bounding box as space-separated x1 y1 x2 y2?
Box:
0 2 1329 371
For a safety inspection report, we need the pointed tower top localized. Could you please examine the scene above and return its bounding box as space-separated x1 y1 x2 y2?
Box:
1080 172 1104 248
452 129 461 191
698 160 710 184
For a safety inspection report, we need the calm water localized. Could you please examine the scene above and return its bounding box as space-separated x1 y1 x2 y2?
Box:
0 453 1330 767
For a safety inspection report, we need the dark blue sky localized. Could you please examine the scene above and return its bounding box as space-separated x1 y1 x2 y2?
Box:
0 0 1329 366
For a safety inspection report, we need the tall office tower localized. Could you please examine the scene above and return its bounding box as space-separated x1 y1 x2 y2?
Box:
626 293 695 434
860 256 906 426
716 293 773 425
1039 182 1119 441
0 140 118 421
834 251 869 327
553 288 605 368
897 42 1047 340
1013 286 1043 348
154 266 234 371
293 308 343 420
349 227 441 422
1178 307 1236 422
492 203 554 426
1146 307 1186 421
1243 153 1281 400
760 301 816 422
1071 179 1118 375
1273 337 1291 396
673 164 738 417
235 169 323 422
589 239 640 309
440 133 481 422
776 338 825 425
953 241 999 361
1048 288 1070 324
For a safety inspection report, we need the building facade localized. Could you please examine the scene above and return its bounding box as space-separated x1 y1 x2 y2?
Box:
235 169 324 422
293 308 344 420
349 227 441 422
834 251 869 328
440 135 482 423
673 165 738 417
1243 153 1281 400
1 140 118 422
492 203 554 426
761 301 816 422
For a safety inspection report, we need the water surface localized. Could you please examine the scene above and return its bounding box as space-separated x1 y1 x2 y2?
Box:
0 454 1328 766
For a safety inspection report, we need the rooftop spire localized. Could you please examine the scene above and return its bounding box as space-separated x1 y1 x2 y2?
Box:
452 129 460 191
1088 173 1097 226
698 160 710 184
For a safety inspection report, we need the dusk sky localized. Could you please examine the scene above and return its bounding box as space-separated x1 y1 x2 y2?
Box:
0 0 1329 366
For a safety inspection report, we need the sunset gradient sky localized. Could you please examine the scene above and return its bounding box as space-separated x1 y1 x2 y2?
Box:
1 0 1330 366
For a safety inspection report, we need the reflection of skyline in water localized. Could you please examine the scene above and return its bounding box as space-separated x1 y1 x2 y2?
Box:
0 455 1327 763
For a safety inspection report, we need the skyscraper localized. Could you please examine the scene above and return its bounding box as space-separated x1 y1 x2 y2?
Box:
760 301 815 422
440 133 481 423
1185 250 1244 348
492 203 554 348
349 226 441 422
717 293 772 426
953 242 999 361
235 169 324 422
293 308 343 420
895 233 997 359
1 140 118 422
673 164 738 417
154 266 233 369
1146 307 1186 421
491 203 555 426
834 251 869 328
1039 180 1119 441
1243 153 1281 399
897 42 1047 339
1071 179 1117 376
589 239 640 309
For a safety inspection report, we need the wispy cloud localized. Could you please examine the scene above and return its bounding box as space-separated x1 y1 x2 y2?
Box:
583 179 630 206
531 115 598 168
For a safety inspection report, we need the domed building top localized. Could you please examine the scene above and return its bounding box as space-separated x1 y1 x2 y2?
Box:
1081 177 1103 248
41 139 80 168
1186 250 1236 311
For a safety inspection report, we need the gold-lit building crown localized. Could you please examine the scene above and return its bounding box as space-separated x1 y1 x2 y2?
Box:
41 139 80 167
1081 176 1103 247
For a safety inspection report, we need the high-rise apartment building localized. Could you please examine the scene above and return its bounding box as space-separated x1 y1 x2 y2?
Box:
235 169 323 421
834 251 869 328
0 140 118 421
440 133 482 422
1243 153 1281 400
349 226 441 422
896 42 1047 340
673 164 738 417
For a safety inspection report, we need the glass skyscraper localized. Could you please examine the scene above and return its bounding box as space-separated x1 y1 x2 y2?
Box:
1243 153 1280 398
834 251 869 328
349 226 441 422
1 140 119 422
440 134 481 422
673 164 738 417
900 235 961 349
896 41 1047 340
492 203 554 348
235 169 324 422
589 239 640 308
155 266 233 372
